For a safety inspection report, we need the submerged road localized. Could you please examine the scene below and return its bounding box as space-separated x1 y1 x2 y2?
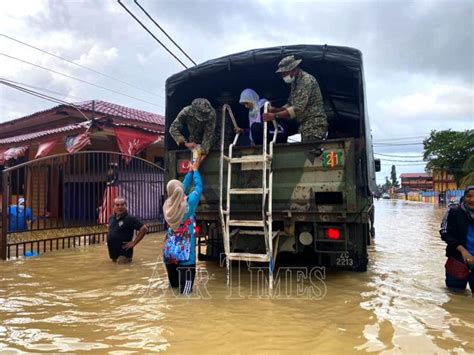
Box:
0 200 472 353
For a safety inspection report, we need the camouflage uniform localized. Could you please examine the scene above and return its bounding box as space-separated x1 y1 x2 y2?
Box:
169 98 217 155
285 70 328 142
276 56 328 142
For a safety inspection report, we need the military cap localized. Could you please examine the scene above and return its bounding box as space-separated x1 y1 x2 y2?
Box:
275 55 302 73
191 98 214 121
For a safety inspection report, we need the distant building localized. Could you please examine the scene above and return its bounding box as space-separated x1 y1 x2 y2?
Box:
432 169 457 193
400 173 433 191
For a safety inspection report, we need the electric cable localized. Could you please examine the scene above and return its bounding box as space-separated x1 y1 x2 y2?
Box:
0 53 164 109
117 0 188 69
133 0 196 65
0 33 163 98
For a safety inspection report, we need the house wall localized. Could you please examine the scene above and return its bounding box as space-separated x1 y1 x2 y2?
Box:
433 170 457 192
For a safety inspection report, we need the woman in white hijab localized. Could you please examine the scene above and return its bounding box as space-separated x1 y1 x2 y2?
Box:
237 88 286 145
163 160 202 294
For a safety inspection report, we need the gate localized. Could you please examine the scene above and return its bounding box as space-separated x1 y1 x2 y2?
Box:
1 151 165 260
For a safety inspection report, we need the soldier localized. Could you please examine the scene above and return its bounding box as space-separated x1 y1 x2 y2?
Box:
169 98 216 162
263 55 328 143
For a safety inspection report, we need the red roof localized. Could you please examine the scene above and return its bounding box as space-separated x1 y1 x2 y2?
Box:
0 100 164 127
0 100 165 146
0 124 84 144
400 173 431 179
75 100 164 125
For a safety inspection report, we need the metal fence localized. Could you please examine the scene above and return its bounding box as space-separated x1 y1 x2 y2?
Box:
1 151 165 260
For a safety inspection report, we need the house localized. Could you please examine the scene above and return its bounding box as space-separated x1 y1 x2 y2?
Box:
400 173 433 191
0 100 165 223
432 169 457 193
0 100 165 168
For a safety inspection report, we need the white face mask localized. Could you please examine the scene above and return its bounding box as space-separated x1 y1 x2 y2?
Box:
283 75 295 84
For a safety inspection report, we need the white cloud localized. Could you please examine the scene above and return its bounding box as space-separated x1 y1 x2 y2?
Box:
377 82 474 119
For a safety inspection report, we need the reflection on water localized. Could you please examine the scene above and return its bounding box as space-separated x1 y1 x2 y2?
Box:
0 200 472 353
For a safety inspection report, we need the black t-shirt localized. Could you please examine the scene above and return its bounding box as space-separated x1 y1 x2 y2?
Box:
108 213 143 243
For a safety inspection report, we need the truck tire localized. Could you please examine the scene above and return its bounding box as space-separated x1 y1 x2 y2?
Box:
349 224 368 272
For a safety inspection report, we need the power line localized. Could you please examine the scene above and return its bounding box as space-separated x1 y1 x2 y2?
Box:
117 0 189 69
374 142 424 146
0 33 164 99
1 80 91 121
0 53 164 109
377 158 426 162
380 163 426 166
374 152 424 158
1 77 87 102
133 0 197 65
374 135 427 142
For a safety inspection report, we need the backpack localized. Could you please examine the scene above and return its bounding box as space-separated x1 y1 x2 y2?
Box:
163 217 193 264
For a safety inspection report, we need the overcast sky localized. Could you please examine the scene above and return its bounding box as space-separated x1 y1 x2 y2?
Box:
0 0 472 182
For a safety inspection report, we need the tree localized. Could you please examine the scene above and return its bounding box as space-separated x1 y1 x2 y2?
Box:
423 129 474 184
382 176 392 192
390 165 399 188
459 154 474 187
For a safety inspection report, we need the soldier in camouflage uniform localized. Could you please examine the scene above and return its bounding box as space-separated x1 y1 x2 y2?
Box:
263 55 328 142
169 98 216 160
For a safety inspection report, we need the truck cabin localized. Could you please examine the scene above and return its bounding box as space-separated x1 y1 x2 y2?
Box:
165 44 368 151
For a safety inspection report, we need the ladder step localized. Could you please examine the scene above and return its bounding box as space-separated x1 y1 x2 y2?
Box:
230 155 268 163
229 188 267 194
228 253 269 262
233 229 265 235
229 219 265 227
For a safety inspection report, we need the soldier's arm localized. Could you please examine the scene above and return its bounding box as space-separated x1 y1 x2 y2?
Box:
200 113 217 155
286 81 312 119
169 107 190 146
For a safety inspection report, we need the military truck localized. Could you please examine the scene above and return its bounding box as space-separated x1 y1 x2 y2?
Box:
165 45 380 272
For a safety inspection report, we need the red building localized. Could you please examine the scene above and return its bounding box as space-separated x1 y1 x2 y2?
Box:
400 173 433 191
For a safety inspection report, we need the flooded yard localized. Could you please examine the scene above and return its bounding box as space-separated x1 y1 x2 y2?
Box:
0 200 472 353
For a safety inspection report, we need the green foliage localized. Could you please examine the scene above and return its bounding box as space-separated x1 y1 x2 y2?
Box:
459 154 474 187
423 129 474 184
390 165 399 188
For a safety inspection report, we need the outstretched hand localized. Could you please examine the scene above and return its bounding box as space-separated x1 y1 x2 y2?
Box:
184 142 196 150
190 159 201 172
262 113 275 122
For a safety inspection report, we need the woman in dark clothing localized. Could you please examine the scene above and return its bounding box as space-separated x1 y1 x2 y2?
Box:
440 185 474 290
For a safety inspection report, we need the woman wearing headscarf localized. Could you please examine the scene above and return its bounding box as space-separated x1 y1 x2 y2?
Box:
237 88 287 145
440 185 474 291
163 160 203 294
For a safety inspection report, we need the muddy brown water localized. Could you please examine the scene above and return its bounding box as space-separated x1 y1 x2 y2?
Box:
1 200 472 353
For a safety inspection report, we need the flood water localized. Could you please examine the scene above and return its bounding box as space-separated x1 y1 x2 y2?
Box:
1 200 473 353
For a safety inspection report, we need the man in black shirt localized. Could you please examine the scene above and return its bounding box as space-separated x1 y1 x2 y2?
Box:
107 198 148 264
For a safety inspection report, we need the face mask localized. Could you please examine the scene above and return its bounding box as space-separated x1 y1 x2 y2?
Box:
283 75 295 84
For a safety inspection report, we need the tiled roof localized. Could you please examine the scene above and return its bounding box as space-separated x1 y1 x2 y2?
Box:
75 100 164 125
0 100 164 127
400 173 431 179
0 124 84 145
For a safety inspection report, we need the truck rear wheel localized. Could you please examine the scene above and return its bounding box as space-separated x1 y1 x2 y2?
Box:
349 224 368 272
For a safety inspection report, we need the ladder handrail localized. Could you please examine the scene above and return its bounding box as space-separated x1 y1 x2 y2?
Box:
219 104 238 248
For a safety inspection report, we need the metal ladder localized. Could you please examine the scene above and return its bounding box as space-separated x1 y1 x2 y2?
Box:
218 103 279 290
